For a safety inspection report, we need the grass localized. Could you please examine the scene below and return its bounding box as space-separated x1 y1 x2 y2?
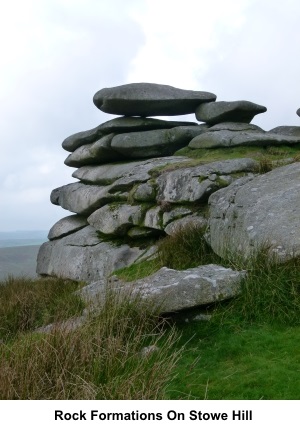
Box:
156 224 222 270
165 323 300 399
1 225 300 399
175 144 300 164
0 277 84 342
0 277 181 399
113 258 160 282
114 223 223 281
112 226 300 400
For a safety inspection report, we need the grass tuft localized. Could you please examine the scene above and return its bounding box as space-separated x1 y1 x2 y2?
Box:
0 277 181 399
224 249 300 325
157 224 222 270
0 277 84 342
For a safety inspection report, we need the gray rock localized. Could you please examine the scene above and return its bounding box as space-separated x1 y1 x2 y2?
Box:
111 126 206 159
195 100 266 125
108 156 189 192
132 183 156 202
87 204 144 236
93 82 216 116
79 265 245 313
64 134 119 167
73 161 142 185
189 130 300 149
144 206 163 230
162 207 193 226
60 225 103 246
208 122 264 132
37 227 145 282
62 117 198 152
50 182 116 215
48 215 88 240
297 108 300 117
156 158 258 203
73 156 187 188
207 162 300 260
268 126 300 137
164 215 207 235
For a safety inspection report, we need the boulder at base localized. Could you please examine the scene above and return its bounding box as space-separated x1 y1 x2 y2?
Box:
93 83 216 116
79 265 246 313
37 227 145 282
207 162 300 260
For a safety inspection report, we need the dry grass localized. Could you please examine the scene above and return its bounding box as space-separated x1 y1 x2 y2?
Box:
0 279 181 399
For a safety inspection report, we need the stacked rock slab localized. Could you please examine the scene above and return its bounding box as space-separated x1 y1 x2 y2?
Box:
38 83 218 281
189 99 300 149
37 82 300 286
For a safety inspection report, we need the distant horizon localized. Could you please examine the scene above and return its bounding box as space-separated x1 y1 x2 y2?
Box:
0 230 48 238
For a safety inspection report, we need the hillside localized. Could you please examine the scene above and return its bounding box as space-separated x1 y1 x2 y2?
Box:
0 245 40 280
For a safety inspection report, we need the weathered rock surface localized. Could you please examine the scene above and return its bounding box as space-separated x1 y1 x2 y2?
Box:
48 215 88 240
111 126 206 159
132 183 156 202
79 265 245 313
195 100 266 125
208 122 264 132
50 183 118 215
64 134 119 167
189 130 300 149
62 117 198 152
88 204 144 236
73 156 188 189
156 158 258 203
162 207 193 226
37 227 145 282
164 215 207 235
73 161 142 184
268 126 300 137
108 156 188 191
144 206 163 230
207 162 300 260
38 81 300 295
93 83 216 117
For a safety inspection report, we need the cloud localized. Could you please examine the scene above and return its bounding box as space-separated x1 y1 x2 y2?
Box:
128 0 300 129
1 0 300 231
0 0 144 231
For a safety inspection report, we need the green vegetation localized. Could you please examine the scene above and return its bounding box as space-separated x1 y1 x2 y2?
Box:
157 224 221 270
1 226 300 399
0 277 180 399
0 277 84 342
114 258 160 281
113 225 300 399
114 224 220 281
175 144 300 164
166 323 300 399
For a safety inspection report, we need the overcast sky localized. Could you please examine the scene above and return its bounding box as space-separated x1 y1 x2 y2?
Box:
1 0 300 232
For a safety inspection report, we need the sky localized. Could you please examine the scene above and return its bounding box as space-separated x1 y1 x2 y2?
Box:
1 0 300 232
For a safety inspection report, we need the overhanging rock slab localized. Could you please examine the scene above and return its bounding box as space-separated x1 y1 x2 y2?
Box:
79 264 245 313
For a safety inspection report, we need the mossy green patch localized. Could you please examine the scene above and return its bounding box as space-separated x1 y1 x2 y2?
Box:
113 258 161 281
175 144 300 164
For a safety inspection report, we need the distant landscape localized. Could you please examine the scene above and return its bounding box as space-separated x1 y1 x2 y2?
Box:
0 231 47 280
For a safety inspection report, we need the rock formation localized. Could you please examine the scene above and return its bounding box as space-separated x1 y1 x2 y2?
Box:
37 82 300 312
